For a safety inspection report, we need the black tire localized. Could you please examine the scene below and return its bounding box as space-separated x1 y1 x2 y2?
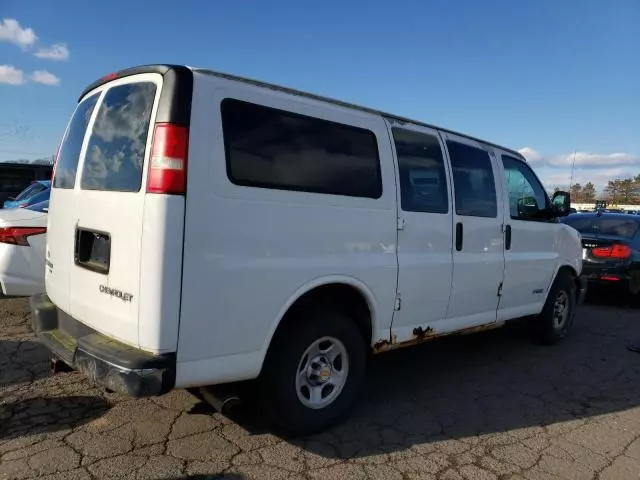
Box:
529 270 577 345
627 275 640 307
258 309 367 436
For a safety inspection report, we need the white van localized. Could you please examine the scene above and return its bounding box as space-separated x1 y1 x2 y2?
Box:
31 65 586 434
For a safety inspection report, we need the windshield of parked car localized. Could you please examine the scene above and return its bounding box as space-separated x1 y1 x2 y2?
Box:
24 188 51 205
564 215 640 238
26 200 49 213
14 182 44 201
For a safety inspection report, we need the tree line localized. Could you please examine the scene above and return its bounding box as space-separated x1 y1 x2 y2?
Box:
562 174 640 204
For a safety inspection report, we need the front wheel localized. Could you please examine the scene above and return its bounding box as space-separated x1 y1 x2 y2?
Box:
258 310 367 436
529 270 577 345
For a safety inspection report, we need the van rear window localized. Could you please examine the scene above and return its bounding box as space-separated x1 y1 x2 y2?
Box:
53 94 99 189
81 82 157 192
222 99 382 199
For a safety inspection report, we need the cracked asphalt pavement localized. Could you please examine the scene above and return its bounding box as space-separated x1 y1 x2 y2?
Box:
2 293 640 480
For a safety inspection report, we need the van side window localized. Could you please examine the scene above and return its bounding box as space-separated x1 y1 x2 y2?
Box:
221 99 382 199
502 155 549 220
54 94 100 189
392 128 448 214
446 141 497 218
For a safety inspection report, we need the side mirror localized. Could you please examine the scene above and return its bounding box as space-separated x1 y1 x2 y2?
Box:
551 191 571 217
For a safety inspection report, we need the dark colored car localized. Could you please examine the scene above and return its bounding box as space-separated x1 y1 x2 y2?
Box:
562 212 640 298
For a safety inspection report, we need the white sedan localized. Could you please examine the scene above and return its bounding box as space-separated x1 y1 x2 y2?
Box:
0 200 48 297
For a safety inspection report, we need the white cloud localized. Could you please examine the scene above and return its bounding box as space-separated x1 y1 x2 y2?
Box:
0 18 69 64
519 147 640 169
29 70 60 85
0 66 60 86
34 42 69 61
520 146 640 193
518 147 543 164
547 152 640 168
0 65 25 85
0 18 37 49
541 168 633 189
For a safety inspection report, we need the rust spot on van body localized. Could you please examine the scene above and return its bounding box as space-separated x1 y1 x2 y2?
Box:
372 322 504 354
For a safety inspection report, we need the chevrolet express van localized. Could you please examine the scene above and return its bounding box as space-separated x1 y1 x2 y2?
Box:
31 65 586 434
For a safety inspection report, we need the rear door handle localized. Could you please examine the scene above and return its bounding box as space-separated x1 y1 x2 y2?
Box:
455 222 463 251
505 224 512 250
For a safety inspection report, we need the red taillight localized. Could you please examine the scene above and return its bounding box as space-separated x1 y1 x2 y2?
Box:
592 244 632 259
147 123 188 195
0 227 47 247
601 276 621 282
101 72 118 82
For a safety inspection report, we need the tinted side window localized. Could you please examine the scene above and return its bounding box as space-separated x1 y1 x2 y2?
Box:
502 155 549 220
81 83 157 192
447 141 497 218
392 128 448 214
221 99 382 198
54 94 99 189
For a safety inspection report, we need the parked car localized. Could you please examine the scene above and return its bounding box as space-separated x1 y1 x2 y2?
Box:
31 64 585 434
3 180 51 209
0 200 48 297
562 212 640 298
0 164 52 207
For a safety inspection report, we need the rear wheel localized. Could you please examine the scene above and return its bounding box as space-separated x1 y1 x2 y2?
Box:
258 309 367 435
529 270 577 345
628 275 640 306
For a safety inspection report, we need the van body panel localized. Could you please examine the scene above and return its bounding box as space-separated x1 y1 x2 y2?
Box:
138 194 185 352
46 94 102 316
440 132 505 328
386 121 455 343
494 148 560 320
175 73 398 374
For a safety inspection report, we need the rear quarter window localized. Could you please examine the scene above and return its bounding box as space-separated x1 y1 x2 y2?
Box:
81 82 157 192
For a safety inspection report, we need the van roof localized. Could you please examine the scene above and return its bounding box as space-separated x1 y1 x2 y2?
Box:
81 64 527 162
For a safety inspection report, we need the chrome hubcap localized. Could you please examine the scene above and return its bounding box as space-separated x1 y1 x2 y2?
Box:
296 336 349 410
553 291 569 329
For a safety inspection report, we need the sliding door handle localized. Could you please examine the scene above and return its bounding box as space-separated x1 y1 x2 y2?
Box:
505 224 512 250
455 222 463 251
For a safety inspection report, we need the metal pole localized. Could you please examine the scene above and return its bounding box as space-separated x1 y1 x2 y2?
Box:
569 150 576 189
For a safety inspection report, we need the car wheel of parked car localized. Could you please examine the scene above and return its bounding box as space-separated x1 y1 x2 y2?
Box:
627 275 640 305
259 309 367 435
529 270 577 345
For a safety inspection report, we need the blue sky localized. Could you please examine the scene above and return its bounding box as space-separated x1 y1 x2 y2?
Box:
1 0 638 191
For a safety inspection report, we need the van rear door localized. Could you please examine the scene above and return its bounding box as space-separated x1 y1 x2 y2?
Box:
47 66 193 351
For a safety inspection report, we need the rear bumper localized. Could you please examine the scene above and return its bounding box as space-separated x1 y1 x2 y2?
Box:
581 264 633 290
30 293 176 397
